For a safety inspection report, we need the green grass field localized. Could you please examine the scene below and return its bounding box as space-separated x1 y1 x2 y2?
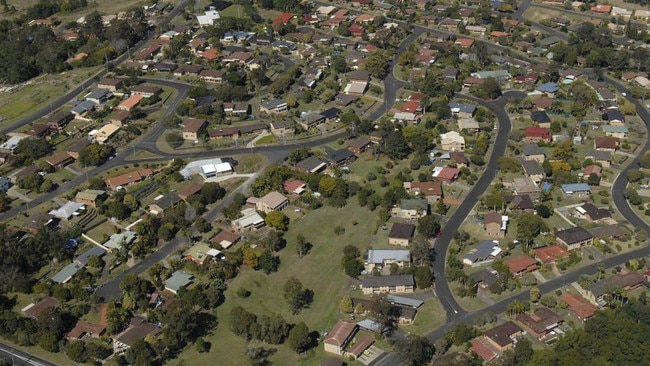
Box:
169 201 380 365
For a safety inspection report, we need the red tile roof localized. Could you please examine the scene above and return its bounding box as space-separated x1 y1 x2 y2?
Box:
283 180 305 193
561 292 597 319
437 167 460 180
534 245 570 263
525 126 551 139
505 255 538 274
401 100 421 113
471 338 497 361
324 320 357 347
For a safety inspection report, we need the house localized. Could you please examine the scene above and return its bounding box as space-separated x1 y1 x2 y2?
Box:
298 113 326 130
524 126 551 142
440 131 465 151
260 99 288 114
325 149 356 167
463 240 502 266
184 243 221 266
364 250 411 272
109 110 130 126
181 118 207 141
211 230 242 249
533 245 570 264
583 165 602 180
323 320 358 355
48 201 85 220
531 111 552 128
535 82 559 95
22 297 59 319
198 69 225 83
284 180 306 195
200 162 232 177
392 199 428 219
131 85 162 98
555 226 594 250
296 156 326 173
321 107 341 123
561 292 597 321
483 212 506 238
585 150 612 167
117 94 144 111
67 320 106 340
24 213 59 235
97 77 124 92
561 183 591 198
256 191 288 213
533 96 553 111
113 317 161 352
348 137 372 154
47 111 74 131
515 307 563 340
403 181 443 203
591 4 611 13
594 137 619 151
449 102 476 118
46 152 75 170
471 269 500 288
577 203 610 222
149 193 181 214
85 88 113 104
602 125 628 139
457 118 479 132
25 124 50 138
270 120 293 136
360 275 415 295
388 223 416 246
177 183 202 201
471 70 511 84
223 102 249 117
102 231 136 252
522 143 546 163
520 160 545 185
74 189 106 208
71 100 97 117
484 321 523 352
585 272 644 306
105 169 154 190
164 270 193 294
505 255 538 276
89 124 120 144
449 152 469 168
74 246 106 266
432 166 460 185
208 127 240 140
344 81 368 95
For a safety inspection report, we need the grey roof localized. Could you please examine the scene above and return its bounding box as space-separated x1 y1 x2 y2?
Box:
531 111 551 123
71 100 97 114
296 156 326 172
539 36 561 46
260 98 286 110
74 246 107 266
464 240 499 263
326 149 355 164
386 295 424 308
49 201 85 219
580 203 610 220
301 113 325 126
86 88 112 100
521 160 544 176
448 102 477 114
360 274 414 288
555 226 593 244
239 123 267 134
388 223 415 239
522 142 545 156
165 270 193 292
366 250 411 264
151 193 180 211
471 269 499 286
400 199 428 211
561 183 591 193
606 109 625 122
51 263 82 283
321 107 341 120
104 231 136 250
586 150 611 161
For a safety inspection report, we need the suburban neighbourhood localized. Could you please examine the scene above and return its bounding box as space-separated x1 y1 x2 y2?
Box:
0 0 649 365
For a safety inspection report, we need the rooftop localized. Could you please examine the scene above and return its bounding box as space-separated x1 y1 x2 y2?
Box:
324 320 357 346
555 226 593 244
484 321 522 347
366 250 411 264
389 223 415 239
360 274 415 288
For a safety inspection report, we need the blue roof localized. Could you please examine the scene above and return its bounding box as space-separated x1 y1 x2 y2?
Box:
561 183 590 193
536 82 559 93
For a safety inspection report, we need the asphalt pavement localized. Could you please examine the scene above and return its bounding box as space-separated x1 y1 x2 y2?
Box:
0 342 57 366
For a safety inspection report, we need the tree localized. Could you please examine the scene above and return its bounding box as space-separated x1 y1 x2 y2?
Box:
365 49 391 79
417 215 441 238
535 204 551 218
517 213 549 246
383 129 411 160
471 77 501 99
265 211 289 230
287 147 311 165
414 266 434 289
284 277 312 314
588 173 601 186
627 169 645 183
288 322 311 353
318 176 339 197
296 234 309 257
370 294 400 333
530 286 541 303
435 199 448 215
14 137 52 161
340 296 354 313
395 335 435 366
625 187 643 205
258 249 279 274
540 295 557 308
66 341 88 363
78 143 114 166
